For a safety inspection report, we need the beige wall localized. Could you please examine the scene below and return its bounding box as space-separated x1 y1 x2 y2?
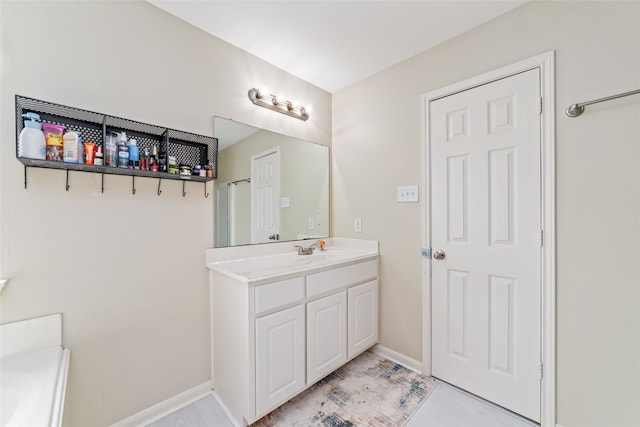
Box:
332 1 639 426
0 1 330 425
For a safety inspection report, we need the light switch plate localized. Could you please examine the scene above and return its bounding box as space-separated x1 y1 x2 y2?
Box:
280 197 290 208
397 185 419 203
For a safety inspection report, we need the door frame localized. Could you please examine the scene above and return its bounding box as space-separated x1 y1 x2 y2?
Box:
420 51 556 426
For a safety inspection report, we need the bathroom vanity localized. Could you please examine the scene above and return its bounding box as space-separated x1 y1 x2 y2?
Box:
206 238 379 426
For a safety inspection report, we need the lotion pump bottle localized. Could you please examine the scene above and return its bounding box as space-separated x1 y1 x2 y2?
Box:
18 113 46 159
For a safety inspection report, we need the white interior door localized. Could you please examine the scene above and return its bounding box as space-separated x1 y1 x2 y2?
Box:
430 69 541 422
251 148 280 244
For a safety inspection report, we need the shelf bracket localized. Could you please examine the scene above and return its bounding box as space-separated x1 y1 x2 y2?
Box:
132 176 136 195
66 170 70 191
204 182 209 198
24 166 28 189
101 173 105 193
157 179 162 196
182 180 186 197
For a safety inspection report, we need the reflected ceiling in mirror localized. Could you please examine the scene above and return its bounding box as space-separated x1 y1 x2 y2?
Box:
213 117 329 248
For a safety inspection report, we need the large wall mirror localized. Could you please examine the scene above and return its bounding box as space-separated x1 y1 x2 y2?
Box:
213 117 329 247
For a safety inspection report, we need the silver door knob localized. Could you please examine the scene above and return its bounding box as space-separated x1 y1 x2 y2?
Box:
433 250 446 260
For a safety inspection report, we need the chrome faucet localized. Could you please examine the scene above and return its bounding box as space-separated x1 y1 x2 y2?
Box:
295 243 317 255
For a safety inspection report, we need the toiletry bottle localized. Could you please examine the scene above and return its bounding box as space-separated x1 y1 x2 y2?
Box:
150 145 158 171
94 145 104 166
84 141 96 165
63 131 80 163
18 113 46 159
140 148 148 170
105 132 117 167
128 138 139 169
78 134 85 164
158 143 167 172
117 132 129 168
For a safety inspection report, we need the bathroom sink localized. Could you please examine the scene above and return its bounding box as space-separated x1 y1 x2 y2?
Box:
210 247 376 281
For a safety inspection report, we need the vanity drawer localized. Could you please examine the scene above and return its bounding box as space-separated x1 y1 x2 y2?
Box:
254 277 305 315
306 259 378 298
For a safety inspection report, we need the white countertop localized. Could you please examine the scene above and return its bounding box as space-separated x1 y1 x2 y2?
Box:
206 238 379 283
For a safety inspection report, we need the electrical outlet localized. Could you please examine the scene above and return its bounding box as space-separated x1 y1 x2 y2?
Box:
353 217 362 233
397 185 419 203
308 217 315 230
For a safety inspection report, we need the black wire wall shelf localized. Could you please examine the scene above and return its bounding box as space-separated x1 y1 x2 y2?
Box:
15 95 218 198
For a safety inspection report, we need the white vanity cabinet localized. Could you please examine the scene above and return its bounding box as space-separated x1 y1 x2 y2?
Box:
255 304 305 416
306 291 347 385
348 279 379 358
208 241 378 426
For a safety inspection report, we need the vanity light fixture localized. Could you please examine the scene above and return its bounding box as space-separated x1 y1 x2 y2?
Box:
248 88 310 121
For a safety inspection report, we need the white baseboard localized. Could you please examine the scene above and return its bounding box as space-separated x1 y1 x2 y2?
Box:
110 381 213 427
371 344 423 374
211 390 243 427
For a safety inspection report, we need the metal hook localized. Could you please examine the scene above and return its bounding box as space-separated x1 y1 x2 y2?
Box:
157 178 162 196
204 182 209 198
66 170 70 191
182 180 186 197
132 176 136 195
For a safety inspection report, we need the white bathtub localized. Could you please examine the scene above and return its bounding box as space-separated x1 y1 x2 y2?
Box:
1 314 70 427
1 346 70 427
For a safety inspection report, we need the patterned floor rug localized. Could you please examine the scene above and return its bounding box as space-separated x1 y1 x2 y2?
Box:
252 350 437 427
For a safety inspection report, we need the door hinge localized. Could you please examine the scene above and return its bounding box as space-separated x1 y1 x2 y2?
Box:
538 229 544 247
538 362 544 380
539 97 543 115
422 247 432 259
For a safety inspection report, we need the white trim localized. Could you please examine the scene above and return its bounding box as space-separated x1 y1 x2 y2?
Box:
371 344 422 374
212 390 244 427
109 382 214 427
420 51 556 427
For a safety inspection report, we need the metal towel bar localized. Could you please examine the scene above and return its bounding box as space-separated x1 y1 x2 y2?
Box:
566 88 640 117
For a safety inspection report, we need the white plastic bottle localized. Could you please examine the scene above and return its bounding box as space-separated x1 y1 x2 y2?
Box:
18 113 46 159
63 131 80 163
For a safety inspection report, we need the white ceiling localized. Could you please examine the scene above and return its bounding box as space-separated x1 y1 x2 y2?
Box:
148 1 526 93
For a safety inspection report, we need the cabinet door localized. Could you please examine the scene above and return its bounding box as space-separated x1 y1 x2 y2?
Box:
307 291 347 385
255 304 305 417
348 280 379 358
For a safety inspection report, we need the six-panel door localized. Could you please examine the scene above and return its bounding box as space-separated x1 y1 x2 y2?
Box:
430 69 541 421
